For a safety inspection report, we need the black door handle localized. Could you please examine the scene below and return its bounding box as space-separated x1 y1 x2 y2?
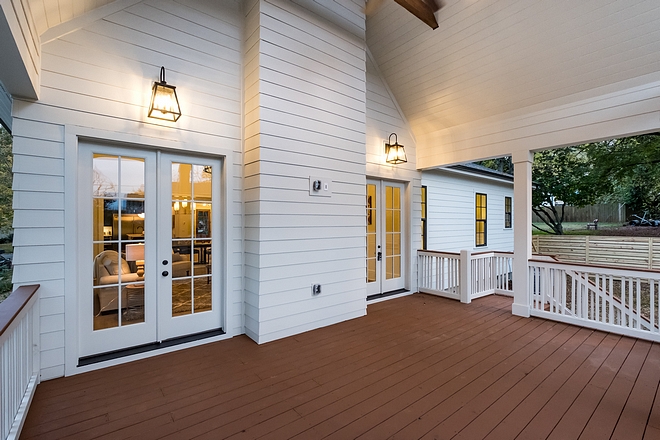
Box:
377 252 382 261
162 271 169 277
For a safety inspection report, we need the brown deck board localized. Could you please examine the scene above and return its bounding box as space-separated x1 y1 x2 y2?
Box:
19 293 660 440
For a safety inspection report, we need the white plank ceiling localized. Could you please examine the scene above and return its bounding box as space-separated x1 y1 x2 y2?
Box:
25 0 660 145
28 0 115 35
367 0 660 135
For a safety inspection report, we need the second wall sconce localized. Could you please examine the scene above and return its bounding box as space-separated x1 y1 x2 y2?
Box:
148 66 182 122
385 133 407 164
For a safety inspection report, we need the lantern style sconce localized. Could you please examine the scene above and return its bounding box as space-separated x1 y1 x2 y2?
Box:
148 66 181 122
385 133 407 164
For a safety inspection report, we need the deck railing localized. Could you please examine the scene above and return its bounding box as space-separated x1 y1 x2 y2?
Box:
418 251 462 301
470 251 514 299
528 259 660 342
418 250 513 302
0 285 40 440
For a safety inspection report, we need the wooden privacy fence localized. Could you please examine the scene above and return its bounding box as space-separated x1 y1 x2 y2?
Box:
532 203 626 223
533 235 660 270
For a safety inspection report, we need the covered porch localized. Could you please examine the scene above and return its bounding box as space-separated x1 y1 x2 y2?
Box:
20 293 660 439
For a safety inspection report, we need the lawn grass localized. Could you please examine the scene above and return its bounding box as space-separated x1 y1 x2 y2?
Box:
0 243 12 253
532 222 624 235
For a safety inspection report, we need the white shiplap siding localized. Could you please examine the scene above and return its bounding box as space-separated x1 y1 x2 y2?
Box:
365 52 422 292
10 118 65 379
11 0 243 379
243 0 367 344
422 169 514 253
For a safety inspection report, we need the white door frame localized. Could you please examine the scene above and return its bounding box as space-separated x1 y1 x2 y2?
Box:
77 143 224 358
366 179 407 296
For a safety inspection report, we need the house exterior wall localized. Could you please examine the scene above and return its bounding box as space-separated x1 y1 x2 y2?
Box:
365 53 422 293
422 169 514 253
243 0 368 344
7 0 424 379
11 0 244 379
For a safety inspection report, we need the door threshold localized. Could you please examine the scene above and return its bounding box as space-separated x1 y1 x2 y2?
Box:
367 289 410 302
78 328 225 367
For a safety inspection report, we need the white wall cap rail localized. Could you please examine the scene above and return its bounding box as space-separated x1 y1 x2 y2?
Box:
0 284 40 440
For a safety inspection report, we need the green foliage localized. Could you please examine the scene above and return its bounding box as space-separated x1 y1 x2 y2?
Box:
0 126 12 235
475 156 513 174
0 267 11 301
587 135 660 219
531 134 660 234
532 147 609 235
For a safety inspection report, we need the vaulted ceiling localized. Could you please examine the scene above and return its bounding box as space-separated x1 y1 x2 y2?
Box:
23 0 660 150
367 0 660 136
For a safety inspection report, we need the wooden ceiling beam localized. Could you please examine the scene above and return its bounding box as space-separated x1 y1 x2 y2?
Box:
393 0 439 29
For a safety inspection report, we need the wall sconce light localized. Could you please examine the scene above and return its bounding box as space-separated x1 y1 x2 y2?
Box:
385 133 407 164
148 66 181 122
173 201 180 212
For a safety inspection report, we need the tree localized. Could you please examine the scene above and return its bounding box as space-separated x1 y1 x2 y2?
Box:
0 127 11 236
586 135 660 219
532 147 609 234
475 156 513 174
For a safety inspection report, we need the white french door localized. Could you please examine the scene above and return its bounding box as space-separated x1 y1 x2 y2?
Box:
158 152 222 341
366 180 406 296
79 143 222 358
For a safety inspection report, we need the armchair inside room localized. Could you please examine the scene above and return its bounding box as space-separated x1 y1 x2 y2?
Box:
93 250 142 314
171 250 192 278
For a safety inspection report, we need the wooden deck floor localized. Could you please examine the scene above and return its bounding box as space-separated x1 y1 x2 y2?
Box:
21 293 660 439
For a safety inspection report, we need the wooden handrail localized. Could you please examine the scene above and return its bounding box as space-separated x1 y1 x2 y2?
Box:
0 284 40 336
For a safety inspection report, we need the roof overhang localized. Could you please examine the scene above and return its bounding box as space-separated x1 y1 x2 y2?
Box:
0 1 40 100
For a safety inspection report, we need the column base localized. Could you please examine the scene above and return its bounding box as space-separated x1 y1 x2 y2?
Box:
512 302 530 317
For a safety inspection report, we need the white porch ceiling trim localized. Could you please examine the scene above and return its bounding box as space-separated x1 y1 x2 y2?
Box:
417 72 660 169
0 0 40 99
40 0 142 43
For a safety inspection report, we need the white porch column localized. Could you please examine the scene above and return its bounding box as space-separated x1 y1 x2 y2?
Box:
512 150 533 317
459 250 471 304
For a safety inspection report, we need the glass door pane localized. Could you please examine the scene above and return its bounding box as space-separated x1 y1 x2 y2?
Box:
366 183 377 284
385 185 402 280
171 162 213 316
92 154 146 330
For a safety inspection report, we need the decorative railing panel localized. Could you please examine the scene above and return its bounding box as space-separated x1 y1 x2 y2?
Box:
529 260 660 342
0 285 40 440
